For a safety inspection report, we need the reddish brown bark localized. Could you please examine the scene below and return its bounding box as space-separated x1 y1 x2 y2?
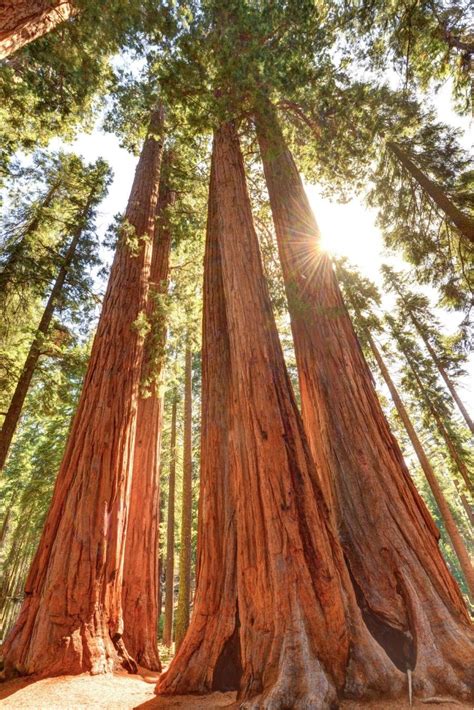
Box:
174 344 193 653
365 330 474 600
256 104 473 700
162 395 177 647
0 185 99 472
158 122 410 708
387 142 474 245
0 1 76 59
2 108 164 678
122 148 172 671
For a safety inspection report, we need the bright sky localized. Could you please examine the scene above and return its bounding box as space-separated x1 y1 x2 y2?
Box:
51 82 473 402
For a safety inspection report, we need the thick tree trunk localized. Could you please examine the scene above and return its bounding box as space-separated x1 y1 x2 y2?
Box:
2 107 164 678
162 395 177 648
0 1 76 60
387 142 474 245
0 188 97 472
174 344 193 653
122 144 172 671
158 122 411 708
256 103 473 701
365 330 474 599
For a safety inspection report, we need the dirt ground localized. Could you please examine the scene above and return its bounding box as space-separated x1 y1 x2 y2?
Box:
0 672 471 709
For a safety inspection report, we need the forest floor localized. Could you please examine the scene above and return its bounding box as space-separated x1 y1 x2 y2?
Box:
0 671 471 709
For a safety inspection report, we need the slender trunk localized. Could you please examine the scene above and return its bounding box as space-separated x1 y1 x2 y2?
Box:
158 122 411 707
366 330 474 599
409 317 474 435
0 1 76 60
452 477 474 528
0 493 16 550
174 344 193 653
0 178 60 294
387 142 474 244
2 107 164 678
0 188 97 472
157 477 166 625
256 102 473 700
122 140 171 671
402 355 473 496
163 395 177 648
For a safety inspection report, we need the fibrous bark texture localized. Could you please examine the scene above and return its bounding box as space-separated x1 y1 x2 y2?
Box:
158 122 408 709
2 107 164 678
0 1 76 60
174 344 193 653
365 330 474 600
163 395 177 647
122 150 172 671
256 103 474 701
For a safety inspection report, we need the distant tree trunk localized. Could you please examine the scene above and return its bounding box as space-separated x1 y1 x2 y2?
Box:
174 344 193 653
408 316 474 435
2 107 164 678
364 330 474 599
163 395 177 648
401 354 473 496
256 102 473 700
158 122 412 707
453 478 474 528
0 187 97 472
0 493 16 550
122 139 171 671
0 1 76 60
387 142 474 245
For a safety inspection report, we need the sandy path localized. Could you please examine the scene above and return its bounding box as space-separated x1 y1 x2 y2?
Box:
0 673 470 709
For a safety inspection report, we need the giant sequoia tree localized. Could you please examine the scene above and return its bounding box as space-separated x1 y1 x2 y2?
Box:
157 120 420 708
255 99 473 700
2 106 164 677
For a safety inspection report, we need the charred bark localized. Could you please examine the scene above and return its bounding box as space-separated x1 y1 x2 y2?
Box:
0 1 76 60
158 122 410 709
2 107 164 677
256 102 473 701
122 147 172 672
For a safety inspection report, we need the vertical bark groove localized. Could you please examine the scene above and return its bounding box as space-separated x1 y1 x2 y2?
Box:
0 1 76 60
122 144 172 671
2 107 164 678
256 102 473 701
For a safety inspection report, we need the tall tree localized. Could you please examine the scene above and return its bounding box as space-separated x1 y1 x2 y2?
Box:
0 159 109 471
337 262 474 599
255 98 473 699
386 142 474 245
162 392 177 648
158 121 416 707
174 343 193 652
0 1 76 59
122 132 172 671
383 267 473 434
2 105 164 677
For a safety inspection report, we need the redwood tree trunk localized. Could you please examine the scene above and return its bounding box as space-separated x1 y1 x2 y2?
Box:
162 395 177 648
122 146 172 671
2 107 164 678
256 103 473 701
387 141 474 245
365 330 474 599
0 1 76 60
0 187 97 472
174 344 193 653
158 122 410 708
